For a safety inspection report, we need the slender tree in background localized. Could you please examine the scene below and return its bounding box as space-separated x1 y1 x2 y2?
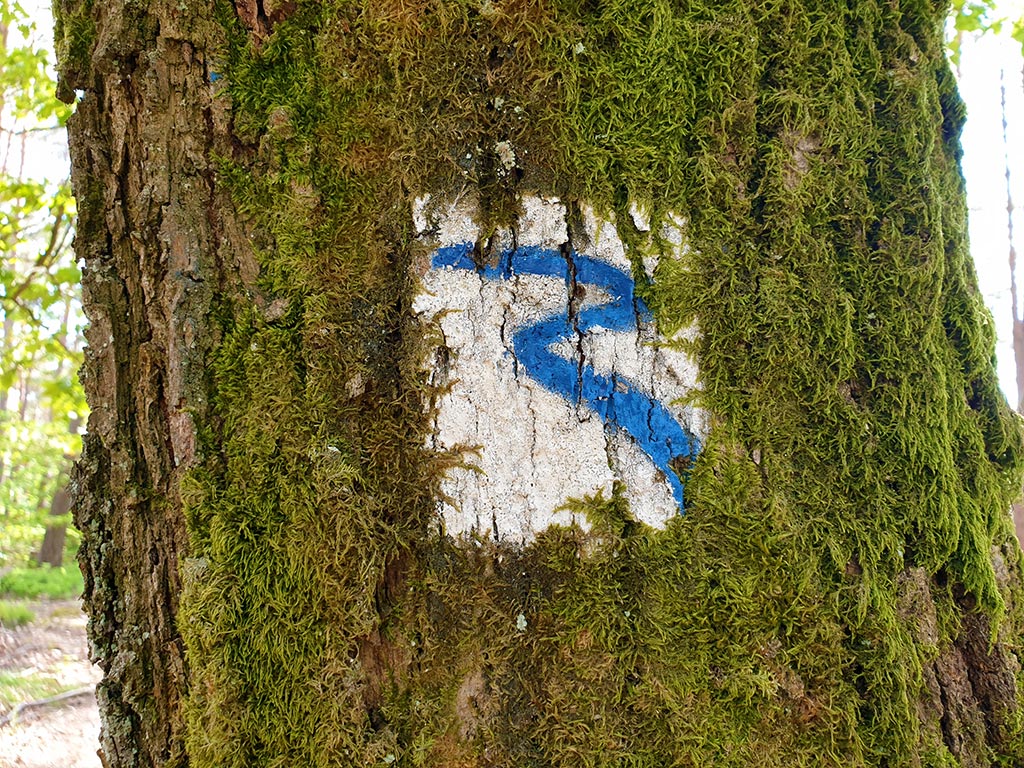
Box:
1002 76 1022 415
57 1 1024 766
995 62 1024 546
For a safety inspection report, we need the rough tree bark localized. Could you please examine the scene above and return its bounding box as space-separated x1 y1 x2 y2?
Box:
55 2 230 763
56 1 1024 767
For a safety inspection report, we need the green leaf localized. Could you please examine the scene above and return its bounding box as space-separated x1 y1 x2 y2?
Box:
1013 16 1024 53
51 265 81 286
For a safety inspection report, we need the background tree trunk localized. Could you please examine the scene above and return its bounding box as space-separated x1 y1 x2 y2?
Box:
58 1 1024 767
36 417 84 568
35 482 69 567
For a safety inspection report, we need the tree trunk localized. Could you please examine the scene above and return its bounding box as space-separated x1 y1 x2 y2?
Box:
58 2 1024 767
36 420 82 569
36 482 70 567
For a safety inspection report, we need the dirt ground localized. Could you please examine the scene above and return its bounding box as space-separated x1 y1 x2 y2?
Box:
0 600 102 768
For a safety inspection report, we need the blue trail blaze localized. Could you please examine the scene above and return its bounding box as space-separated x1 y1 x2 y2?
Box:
432 243 700 509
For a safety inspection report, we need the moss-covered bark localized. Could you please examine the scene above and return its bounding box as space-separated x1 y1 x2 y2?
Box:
61 0 1024 766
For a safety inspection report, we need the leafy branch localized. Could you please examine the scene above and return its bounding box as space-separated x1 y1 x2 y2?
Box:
948 0 1024 63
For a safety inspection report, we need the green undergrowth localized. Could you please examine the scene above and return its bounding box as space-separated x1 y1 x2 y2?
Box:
0 565 83 600
0 600 34 628
178 0 1024 766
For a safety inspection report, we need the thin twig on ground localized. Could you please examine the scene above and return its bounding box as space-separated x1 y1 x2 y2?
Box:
0 686 95 729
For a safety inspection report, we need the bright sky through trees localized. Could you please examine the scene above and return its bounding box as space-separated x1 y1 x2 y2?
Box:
1 0 79 566
961 19 1024 402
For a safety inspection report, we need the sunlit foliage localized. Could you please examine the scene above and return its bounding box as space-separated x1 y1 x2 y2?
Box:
0 0 82 568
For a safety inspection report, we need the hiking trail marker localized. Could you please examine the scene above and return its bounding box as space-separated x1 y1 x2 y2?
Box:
414 195 704 542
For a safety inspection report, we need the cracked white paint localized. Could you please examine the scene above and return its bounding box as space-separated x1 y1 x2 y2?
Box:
413 193 705 543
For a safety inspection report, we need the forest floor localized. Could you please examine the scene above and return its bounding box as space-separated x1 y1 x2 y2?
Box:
0 599 102 768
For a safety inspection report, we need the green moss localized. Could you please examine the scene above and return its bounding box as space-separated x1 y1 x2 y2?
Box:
177 0 1024 766
52 0 95 93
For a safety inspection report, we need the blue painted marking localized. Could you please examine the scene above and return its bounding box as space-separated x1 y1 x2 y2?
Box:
432 243 700 508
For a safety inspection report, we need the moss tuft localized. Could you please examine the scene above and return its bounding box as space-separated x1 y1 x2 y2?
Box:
52 0 96 98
